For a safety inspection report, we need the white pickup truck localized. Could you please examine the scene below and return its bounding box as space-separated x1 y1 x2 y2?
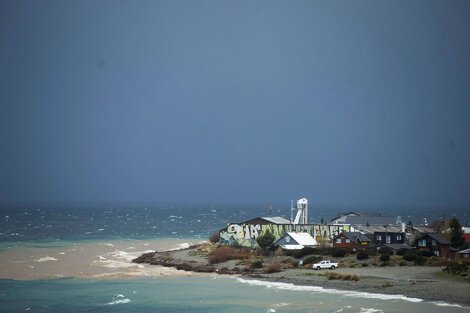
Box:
312 260 338 270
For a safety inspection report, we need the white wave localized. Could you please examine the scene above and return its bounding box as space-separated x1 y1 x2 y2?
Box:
105 243 114 247
236 278 423 303
359 309 383 313
266 309 275 313
36 256 58 262
58 252 66 255
166 243 191 251
429 301 463 308
108 298 131 305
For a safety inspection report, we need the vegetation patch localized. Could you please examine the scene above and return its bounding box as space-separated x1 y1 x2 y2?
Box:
208 246 253 264
323 272 359 281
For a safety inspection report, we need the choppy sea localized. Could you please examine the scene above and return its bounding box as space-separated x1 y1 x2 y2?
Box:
0 205 468 313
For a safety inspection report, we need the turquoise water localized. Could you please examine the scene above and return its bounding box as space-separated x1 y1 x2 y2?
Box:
0 276 467 313
1 206 469 312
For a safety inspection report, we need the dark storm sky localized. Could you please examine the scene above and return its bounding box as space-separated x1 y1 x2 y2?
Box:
1 1 469 208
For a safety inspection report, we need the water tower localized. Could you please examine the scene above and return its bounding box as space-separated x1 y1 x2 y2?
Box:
292 198 308 224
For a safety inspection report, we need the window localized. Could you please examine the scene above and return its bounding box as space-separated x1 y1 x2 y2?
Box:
286 236 290 243
376 235 382 241
397 235 402 241
336 238 342 243
386 235 391 244
432 240 436 246
345 239 350 243
418 239 426 247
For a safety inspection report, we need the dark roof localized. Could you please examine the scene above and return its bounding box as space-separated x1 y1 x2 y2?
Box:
240 216 290 225
458 249 470 254
331 211 382 221
344 216 400 226
425 233 450 245
334 231 371 242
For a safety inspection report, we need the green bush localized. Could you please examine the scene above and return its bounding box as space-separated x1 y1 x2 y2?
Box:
399 261 407 266
414 255 426 265
256 231 275 250
356 252 369 260
380 254 390 262
443 261 468 275
378 246 393 255
396 248 408 256
251 260 263 268
403 252 417 261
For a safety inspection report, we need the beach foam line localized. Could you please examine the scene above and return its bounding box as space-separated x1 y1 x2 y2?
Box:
36 256 57 262
236 278 423 303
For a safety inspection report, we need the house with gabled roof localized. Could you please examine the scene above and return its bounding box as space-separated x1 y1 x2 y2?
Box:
332 231 371 248
274 232 317 250
415 233 451 258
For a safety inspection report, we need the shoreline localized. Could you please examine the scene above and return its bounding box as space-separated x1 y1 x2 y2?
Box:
133 244 470 307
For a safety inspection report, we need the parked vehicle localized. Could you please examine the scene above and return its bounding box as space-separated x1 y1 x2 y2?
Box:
312 260 338 270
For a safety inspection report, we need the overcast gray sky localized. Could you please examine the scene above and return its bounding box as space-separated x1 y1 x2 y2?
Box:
1 0 469 208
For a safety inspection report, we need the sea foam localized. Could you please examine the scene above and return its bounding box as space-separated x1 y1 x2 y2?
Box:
36 256 58 262
236 278 423 303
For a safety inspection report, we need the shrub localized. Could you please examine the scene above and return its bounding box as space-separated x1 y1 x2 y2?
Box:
251 260 263 269
403 252 417 262
396 248 408 256
303 255 322 265
209 232 220 243
380 254 390 262
264 263 282 273
332 248 346 258
443 262 468 275
365 248 377 256
378 246 393 255
356 252 369 260
208 246 252 264
257 231 275 250
361 263 369 267
399 261 407 266
414 255 426 265
324 272 359 281
419 250 434 257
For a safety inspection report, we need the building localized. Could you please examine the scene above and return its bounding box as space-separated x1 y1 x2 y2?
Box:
331 211 381 225
463 227 470 243
415 233 451 258
219 216 350 248
457 248 470 259
353 225 405 246
332 231 371 248
274 232 317 250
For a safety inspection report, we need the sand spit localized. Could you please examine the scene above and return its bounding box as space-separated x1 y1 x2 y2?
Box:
133 244 470 306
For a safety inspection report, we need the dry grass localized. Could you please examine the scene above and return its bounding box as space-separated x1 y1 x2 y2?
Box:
323 272 359 281
263 263 282 273
207 246 254 264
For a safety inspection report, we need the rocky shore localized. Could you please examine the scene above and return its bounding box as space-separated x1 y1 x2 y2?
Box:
133 244 470 306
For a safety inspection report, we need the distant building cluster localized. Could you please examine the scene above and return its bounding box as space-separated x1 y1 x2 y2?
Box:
219 210 470 259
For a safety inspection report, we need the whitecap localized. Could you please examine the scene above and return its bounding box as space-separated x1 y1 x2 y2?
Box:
36 256 58 262
108 298 131 305
429 301 463 307
359 309 383 313
236 279 423 303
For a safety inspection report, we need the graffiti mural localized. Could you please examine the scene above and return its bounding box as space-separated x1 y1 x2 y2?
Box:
219 222 350 248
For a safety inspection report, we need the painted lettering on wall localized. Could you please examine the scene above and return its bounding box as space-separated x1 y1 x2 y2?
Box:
219 223 350 248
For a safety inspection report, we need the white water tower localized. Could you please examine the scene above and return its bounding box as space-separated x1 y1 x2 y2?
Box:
292 198 308 224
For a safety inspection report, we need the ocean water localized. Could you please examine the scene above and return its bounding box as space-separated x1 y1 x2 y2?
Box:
0 205 469 312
